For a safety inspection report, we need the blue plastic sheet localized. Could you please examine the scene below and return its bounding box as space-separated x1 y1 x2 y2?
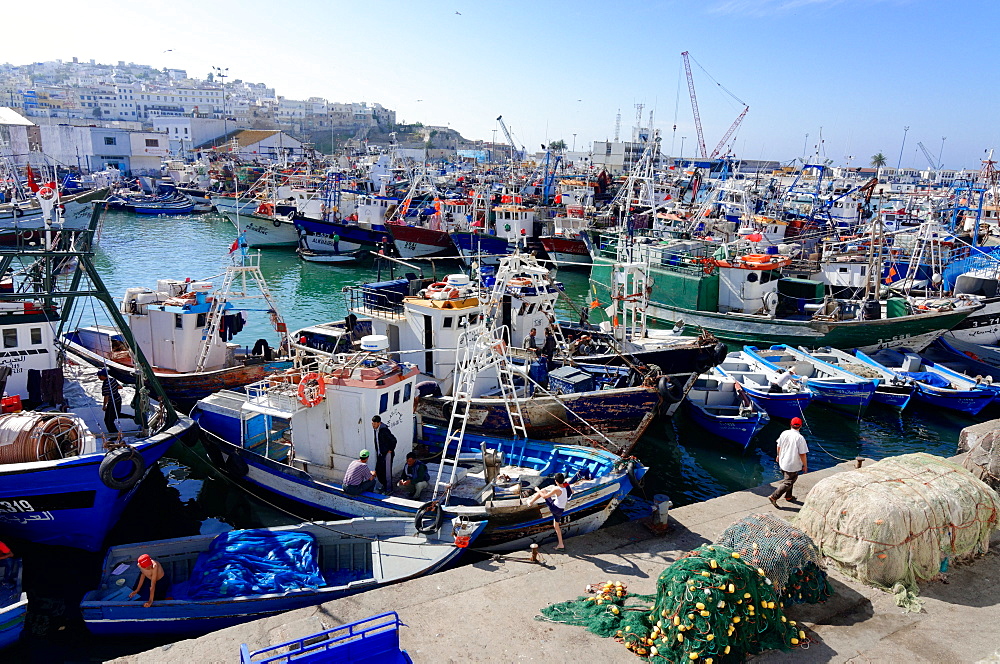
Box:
900 371 951 388
184 529 324 600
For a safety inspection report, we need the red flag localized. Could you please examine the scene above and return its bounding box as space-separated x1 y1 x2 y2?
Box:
229 238 239 255
25 165 39 193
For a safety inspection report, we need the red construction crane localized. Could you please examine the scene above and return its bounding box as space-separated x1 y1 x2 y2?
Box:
681 51 749 160
681 51 708 159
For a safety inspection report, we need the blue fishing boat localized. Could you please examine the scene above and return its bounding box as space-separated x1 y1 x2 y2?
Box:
81 518 484 637
744 345 877 413
919 335 1000 394
684 374 769 448
0 214 197 551
713 350 812 420
190 339 644 553
854 348 995 415
806 347 914 410
452 231 509 266
0 558 26 650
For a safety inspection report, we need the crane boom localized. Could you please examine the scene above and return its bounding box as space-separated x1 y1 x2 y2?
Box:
495 115 524 161
681 52 708 159
709 106 749 159
917 141 938 170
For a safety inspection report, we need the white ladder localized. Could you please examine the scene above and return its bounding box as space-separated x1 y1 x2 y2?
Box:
484 253 568 358
431 324 527 501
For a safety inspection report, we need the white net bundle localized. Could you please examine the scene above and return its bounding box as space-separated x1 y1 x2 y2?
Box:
795 452 1000 611
714 513 832 603
958 422 1000 492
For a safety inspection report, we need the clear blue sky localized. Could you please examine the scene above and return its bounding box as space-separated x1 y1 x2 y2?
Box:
5 0 998 169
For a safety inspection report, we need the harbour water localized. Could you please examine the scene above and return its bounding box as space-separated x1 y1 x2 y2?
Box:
10 210 979 661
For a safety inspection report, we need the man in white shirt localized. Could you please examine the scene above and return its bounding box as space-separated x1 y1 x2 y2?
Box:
769 417 808 508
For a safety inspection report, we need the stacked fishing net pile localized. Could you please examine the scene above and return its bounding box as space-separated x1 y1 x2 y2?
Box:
537 544 803 661
715 513 833 605
796 452 1000 611
958 423 1000 493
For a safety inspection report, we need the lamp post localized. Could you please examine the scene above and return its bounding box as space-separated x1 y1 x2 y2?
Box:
896 125 910 170
572 133 576 152
212 66 229 146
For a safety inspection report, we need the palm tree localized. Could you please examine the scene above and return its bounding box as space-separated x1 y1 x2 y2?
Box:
870 153 887 168
548 139 567 151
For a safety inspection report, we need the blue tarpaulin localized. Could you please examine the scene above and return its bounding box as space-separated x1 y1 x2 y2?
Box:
900 371 952 388
184 529 325 600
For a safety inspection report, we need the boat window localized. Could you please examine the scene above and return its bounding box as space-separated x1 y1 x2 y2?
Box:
2 329 15 348
468 313 479 325
403 383 412 402
838 267 849 273
443 317 453 328
30 328 42 345
379 392 388 413
393 390 400 406
175 314 184 329
197 313 207 327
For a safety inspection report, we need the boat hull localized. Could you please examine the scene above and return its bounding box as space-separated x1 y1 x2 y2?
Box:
0 593 26 649
223 211 299 247
0 418 195 551
684 400 767 448
191 405 637 553
540 236 592 266
741 386 810 420
386 224 457 258
912 385 994 415
63 335 293 405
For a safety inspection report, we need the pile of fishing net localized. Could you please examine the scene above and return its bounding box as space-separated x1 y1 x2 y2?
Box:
714 513 833 605
795 452 1000 611
537 544 804 662
958 422 1000 493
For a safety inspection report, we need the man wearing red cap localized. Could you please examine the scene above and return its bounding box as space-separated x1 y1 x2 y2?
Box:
130 554 170 608
769 417 808 509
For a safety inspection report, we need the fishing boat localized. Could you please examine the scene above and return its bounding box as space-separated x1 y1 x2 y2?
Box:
62 253 292 405
684 374 769 448
590 234 980 351
0 558 25 649
0 203 196 551
297 248 364 265
854 348 995 415
919 335 1000 384
0 187 107 245
713 350 812 420
805 346 914 410
744 345 877 413
81 518 485 636
190 335 644 553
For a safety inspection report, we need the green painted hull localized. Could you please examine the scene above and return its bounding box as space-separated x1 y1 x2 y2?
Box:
592 257 977 352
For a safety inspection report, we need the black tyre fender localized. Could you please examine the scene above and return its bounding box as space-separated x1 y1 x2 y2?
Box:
99 446 146 491
202 437 226 468
272 219 282 228
414 501 444 534
695 352 715 374
657 375 684 404
625 459 642 490
713 342 729 366
225 451 249 478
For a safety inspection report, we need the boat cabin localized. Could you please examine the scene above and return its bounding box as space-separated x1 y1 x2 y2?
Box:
120 279 237 372
0 300 59 399
714 255 789 315
493 206 536 245
237 339 419 484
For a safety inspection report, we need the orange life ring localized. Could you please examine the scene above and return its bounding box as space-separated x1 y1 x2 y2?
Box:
442 287 459 299
256 202 275 216
698 257 716 275
426 281 448 293
740 254 771 264
297 372 326 407
509 277 532 287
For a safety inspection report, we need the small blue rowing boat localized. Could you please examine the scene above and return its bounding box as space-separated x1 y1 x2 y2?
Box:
806 347 914 410
713 350 812 420
744 345 876 413
684 374 770 448
854 348 995 416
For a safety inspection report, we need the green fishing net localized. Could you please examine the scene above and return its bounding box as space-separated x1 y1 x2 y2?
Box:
795 452 1000 611
537 544 804 661
715 513 833 605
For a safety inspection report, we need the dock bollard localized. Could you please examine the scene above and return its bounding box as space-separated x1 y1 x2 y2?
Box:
855 456 865 469
530 543 540 563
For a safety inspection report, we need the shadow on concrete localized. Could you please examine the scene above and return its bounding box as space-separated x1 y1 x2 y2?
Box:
919 552 1000 608
750 631 839 663
652 519 713 553
562 551 650 579
788 577 873 627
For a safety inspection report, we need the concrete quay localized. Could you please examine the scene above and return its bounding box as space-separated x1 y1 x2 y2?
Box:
116 455 1000 664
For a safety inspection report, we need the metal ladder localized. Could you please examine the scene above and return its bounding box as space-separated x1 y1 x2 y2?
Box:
483 253 568 357
430 324 527 501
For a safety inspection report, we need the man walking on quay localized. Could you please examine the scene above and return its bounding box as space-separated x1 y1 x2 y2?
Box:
372 415 397 494
769 416 808 508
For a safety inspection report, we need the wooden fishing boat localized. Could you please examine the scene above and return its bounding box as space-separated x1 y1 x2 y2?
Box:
806 346 914 410
80 518 484 636
0 558 26 650
684 374 769 448
713 350 812 420
854 348 995 415
744 345 877 413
